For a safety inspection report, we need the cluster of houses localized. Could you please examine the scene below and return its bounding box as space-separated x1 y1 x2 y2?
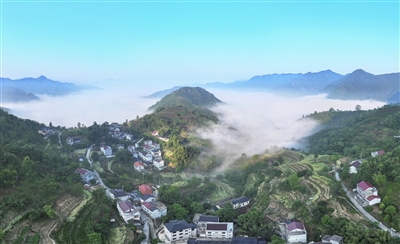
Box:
109 122 134 141
38 126 58 138
66 136 82 145
106 184 167 226
157 196 252 244
347 150 385 206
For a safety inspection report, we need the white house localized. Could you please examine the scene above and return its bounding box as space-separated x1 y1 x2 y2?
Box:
322 234 344 244
140 194 156 203
141 201 167 219
153 158 165 169
101 145 113 157
117 144 125 150
139 151 153 162
107 189 129 201
164 220 196 244
230 196 250 209
357 181 378 198
127 145 136 153
75 168 95 182
144 140 152 146
126 134 133 141
366 195 381 206
349 160 362 174
66 137 74 145
287 221 307 243
205 222 234 239
371 150 385 158
117 200 140 223
134 161 145 172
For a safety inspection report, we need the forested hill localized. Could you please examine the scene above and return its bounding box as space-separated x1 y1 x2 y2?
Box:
306 104 400 156
149 86 222 110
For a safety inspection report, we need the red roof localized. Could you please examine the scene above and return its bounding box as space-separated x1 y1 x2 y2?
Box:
287 221 305 232
139 184 153 195
75 168 87 175
358 181 373 191
367 195 381 201
134 161 144 167
377 150 385 155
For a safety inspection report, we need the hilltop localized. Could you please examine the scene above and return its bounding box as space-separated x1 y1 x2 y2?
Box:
148 86 222 111
323 69 400 102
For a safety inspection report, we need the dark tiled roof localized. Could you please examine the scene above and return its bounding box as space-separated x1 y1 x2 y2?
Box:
110 189 127 197
141 194 155 201
331 235 344 242
198 215 219 223
206 223 227 231
118 200 135 212
350 160 361 168
287 221 305 231
230 196 250 204
142 202 156 211
164 220 191 232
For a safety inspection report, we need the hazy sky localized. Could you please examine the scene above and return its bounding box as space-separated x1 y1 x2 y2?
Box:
1 1 399 89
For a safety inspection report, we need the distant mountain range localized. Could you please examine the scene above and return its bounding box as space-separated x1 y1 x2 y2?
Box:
1 76 97 103
149 87 222 110
145 69 399 103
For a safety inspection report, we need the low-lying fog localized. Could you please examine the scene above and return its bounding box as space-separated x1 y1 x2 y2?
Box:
195 90 385 169
4 88 385 166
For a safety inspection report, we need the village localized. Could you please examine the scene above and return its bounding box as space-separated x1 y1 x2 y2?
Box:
38 123 398 244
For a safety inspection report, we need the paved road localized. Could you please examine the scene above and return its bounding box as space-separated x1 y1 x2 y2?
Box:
140 210 156 239
58 132 62 147
141 220 150 244
86 144 95 166
335 171 400 238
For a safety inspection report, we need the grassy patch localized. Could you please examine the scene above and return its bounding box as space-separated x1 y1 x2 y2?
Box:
108 160 114 173
108 226 126 244
208 180 235 204
68 191 92 222
74 149 87 155
93 162 104 173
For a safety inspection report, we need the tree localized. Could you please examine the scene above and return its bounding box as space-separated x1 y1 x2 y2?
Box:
287 174 300 190
270 234 285 244
355 104 362 111
0 169 17 187
70 182 84 196
385 206 397 216
43 205 55 219
373 172 387 186
87 232 102 244
92 151 99 162
215 205 238 222
165 204 188 221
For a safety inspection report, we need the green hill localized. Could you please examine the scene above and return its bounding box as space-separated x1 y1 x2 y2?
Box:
149 86 222 111
306 104 400 156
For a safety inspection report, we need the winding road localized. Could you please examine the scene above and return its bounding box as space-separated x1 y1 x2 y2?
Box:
335 171 400 238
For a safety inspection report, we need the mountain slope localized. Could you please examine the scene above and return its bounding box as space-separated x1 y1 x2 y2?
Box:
323 69 400 101
1 86 40 103
149 87 222 110
142 86 182 99
1 76 96 96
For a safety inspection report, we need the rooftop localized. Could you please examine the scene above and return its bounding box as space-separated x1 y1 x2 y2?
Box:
287 221 305 232
230 196 250 204
164 220 192 232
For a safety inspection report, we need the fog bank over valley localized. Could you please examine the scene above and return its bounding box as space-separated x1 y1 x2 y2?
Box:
195 90 386 169
3 87 159 128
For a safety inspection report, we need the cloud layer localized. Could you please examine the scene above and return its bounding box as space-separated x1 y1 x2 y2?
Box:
194 90 386 169
3 87 159 128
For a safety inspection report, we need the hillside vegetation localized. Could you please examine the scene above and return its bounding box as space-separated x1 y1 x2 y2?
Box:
149 86 222 110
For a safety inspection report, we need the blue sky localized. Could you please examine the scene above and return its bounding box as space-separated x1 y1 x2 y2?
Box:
1 1 399 88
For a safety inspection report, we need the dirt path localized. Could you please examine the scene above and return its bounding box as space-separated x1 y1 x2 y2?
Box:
29 193 82 244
